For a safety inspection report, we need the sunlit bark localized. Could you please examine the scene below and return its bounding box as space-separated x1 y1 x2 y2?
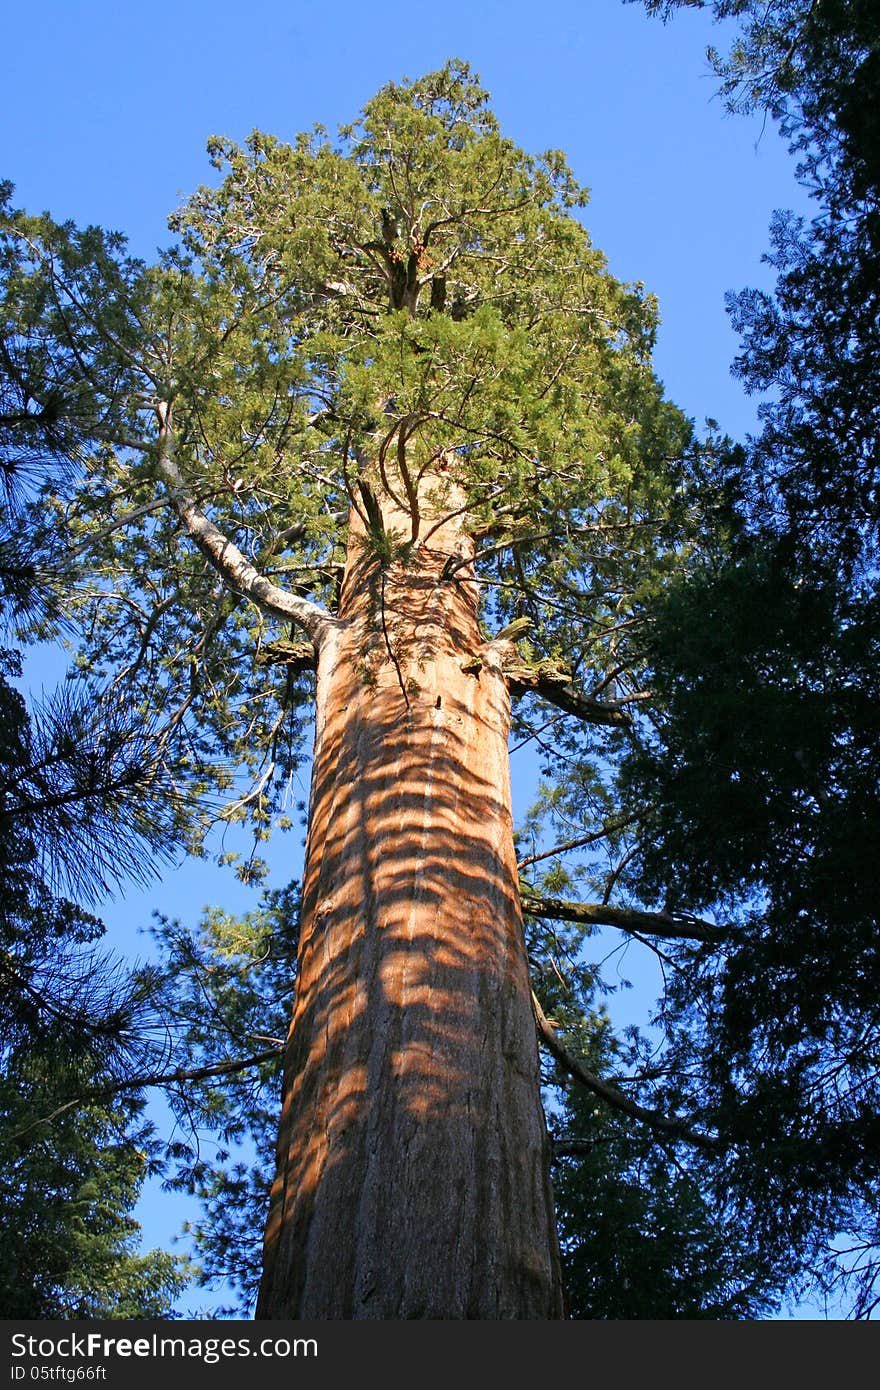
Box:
256 469 564 1319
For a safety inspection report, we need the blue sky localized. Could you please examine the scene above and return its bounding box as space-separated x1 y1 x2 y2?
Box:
2 0 822 1316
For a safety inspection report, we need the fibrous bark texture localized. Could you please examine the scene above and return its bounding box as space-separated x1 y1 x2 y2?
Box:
256 475 563 1319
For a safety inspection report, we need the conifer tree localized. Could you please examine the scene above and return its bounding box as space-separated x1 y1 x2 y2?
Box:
625 0 880 1316
0 225 189 1319
2 62 705 1318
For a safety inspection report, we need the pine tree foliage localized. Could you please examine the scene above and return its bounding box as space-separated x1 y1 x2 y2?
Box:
0 310 190 1320
0 660 189 1318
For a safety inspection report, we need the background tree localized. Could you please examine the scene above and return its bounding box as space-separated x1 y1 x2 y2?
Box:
635 0 880 559
619 0 880 1315
0 647 189 1318
0 255 190 1318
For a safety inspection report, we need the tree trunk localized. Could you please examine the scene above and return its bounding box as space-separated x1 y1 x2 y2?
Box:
256 471 564 1319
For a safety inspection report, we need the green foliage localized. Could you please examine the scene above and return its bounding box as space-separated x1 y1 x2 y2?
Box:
516 901 785 1317
624 548 879 918
637 1 880 565
0 337 189 1318
0 657 189 1318
621 0 880 1317
637 1 879 179
0 59 693 875
553 1098 779 1319
615 540 880 1314
146 885 299 1312
0 1079 185 1319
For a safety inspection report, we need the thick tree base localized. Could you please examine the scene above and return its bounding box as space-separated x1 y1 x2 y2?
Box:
256 498 564 1320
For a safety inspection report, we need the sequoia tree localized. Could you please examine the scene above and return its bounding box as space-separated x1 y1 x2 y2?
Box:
8 25 874 1317
1 63 703 1318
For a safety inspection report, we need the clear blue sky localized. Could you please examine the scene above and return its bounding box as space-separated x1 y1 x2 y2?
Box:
2 0 819 1316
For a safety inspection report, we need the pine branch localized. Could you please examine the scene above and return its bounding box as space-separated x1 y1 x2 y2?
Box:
104 1046 282 1095
11 1047 282 1140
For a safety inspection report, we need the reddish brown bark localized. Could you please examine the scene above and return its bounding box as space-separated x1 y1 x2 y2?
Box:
256 477 563 1319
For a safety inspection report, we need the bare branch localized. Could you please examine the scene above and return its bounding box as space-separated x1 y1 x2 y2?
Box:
155 402 336 645
531 991 719 1153
516 814 640 870
522 893 725 945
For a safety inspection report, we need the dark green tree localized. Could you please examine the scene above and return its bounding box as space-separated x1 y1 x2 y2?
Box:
620 0 880 1316
0 1076 185 1319
145 885 302 1313
551 1097 778 1319
0 656 189 1318
616 546 880 1315
0 265 190 1318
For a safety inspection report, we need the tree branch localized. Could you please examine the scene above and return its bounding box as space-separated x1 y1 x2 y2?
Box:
531 990 719 1152
155 402 335 645
516 814 640 870
522 893 725 945
11 1047 282 1140
549 1137 604 1160
502 653 640 727
106 1046 282 1096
